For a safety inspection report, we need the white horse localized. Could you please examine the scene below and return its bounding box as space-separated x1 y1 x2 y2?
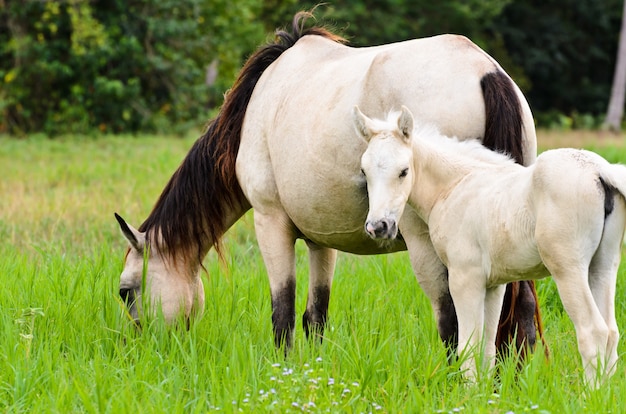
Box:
356 105 626 386
115 11 544 357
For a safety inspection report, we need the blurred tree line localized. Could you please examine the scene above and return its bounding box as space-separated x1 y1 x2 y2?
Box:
0 0 622 135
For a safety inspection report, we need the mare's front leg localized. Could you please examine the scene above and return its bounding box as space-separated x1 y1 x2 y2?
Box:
400 210 457 355
254 210 298 350
303 241 337 342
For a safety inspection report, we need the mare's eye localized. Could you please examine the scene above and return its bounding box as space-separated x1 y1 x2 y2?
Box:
361 168 366 177
399 168 408 178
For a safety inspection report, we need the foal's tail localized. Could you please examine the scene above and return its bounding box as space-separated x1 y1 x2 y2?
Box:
481 70 548 360
602 164 626 248
602 162 626 199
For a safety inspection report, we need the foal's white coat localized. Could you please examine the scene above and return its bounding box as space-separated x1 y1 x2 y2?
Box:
356 106 626 386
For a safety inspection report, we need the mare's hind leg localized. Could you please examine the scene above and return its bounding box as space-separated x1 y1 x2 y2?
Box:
497 281 539 359
254 210 298 349
302 242 337 342
589 196 626 374
400 210 457 355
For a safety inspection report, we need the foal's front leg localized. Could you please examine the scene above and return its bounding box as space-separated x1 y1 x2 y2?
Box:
254 210 298 350
484 284 507 367
448 266 489 380
303 241 337 342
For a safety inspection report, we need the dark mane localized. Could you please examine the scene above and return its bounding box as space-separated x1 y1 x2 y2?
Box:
138 11 346 262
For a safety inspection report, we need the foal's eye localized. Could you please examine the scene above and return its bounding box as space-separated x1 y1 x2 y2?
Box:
361 168 366 177
399 168 408 178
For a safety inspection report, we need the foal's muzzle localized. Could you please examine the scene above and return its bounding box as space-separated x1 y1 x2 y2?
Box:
365 218 398 239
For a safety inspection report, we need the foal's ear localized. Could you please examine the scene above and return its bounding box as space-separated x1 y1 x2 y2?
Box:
398 106 414 141
352 105 375 142
114 213 145 252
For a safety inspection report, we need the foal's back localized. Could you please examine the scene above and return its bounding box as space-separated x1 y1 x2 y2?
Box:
530 148 623 260
430 147 623 283
531 148 616 216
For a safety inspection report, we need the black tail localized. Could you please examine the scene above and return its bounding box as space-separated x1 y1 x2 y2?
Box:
480 71 525 164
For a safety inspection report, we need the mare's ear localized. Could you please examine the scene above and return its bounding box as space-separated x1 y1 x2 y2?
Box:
398 106 414 142
114 213 145 252
352 105 375 142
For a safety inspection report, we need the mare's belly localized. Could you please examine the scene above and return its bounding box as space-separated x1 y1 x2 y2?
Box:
277 165 406 255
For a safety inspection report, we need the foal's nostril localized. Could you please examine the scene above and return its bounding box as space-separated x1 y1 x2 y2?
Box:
379 220 389 233
366 218 397 239
376 218 397 238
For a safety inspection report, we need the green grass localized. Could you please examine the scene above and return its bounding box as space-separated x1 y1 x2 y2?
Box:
2 130 626 412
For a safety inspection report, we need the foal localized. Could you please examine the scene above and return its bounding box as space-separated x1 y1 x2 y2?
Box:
355 105 626 386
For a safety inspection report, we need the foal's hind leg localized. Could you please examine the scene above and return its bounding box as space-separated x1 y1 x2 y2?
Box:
537 230 609 385
254 210 298 350
589 197 626 375
303 242 337 342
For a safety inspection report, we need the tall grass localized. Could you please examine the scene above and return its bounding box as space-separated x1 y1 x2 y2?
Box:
1 130 626 412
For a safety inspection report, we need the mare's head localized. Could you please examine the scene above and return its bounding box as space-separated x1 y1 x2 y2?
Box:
354 105 415 241
115 213 205 325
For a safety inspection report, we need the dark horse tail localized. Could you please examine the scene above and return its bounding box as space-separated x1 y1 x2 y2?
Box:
480 71 548 359
138 12 345 262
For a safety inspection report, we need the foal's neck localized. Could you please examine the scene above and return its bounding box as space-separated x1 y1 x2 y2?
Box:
408 137 476 220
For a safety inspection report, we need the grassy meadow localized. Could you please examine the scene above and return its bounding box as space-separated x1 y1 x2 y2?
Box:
2 129 626 412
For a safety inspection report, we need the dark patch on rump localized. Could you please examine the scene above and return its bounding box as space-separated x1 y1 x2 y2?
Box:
599 176 615 218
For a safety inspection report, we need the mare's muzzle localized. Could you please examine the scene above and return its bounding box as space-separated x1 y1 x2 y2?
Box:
119 287 136 304
365 218 398 240
119 287 141 325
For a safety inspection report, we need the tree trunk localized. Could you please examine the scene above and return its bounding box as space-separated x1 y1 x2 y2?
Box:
605 0 626 132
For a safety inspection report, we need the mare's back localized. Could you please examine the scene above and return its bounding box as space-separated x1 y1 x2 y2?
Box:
238 34 513 252
245 34 500 142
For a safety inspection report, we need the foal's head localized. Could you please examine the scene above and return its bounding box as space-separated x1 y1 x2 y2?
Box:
354 105 415 241
115 213 205 325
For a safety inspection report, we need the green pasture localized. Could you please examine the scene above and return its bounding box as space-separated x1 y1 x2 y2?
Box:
2 130 626 412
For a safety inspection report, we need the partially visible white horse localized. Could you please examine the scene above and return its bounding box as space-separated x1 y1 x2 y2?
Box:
355 105 626 386
115 11 545 358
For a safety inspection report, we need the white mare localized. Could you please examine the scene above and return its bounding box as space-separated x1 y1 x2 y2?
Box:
356 105 626 386
115 11 543 357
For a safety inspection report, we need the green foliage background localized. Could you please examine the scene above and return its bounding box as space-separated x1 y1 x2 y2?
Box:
0 0 623 135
